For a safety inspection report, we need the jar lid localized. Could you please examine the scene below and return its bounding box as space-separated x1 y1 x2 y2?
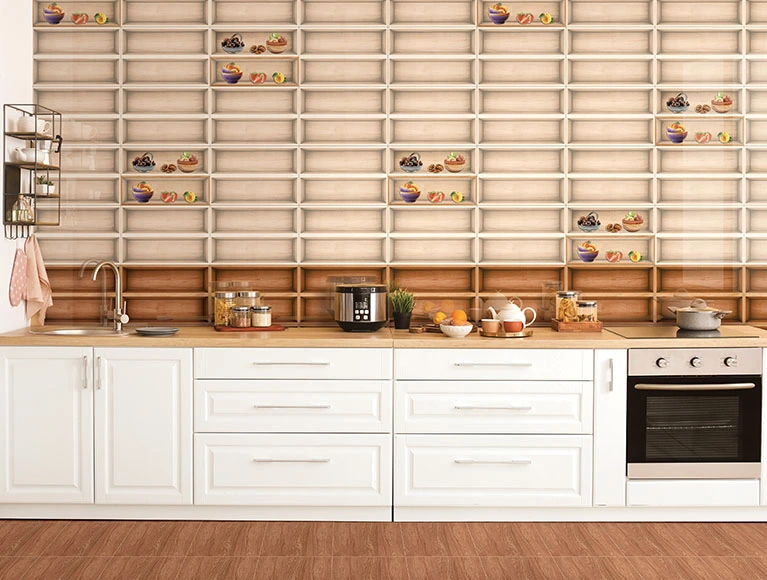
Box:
577 300 597 307
232 306 250 313
215 291 236 298
557 291 579 297
237 291 260 298
251 305 272 312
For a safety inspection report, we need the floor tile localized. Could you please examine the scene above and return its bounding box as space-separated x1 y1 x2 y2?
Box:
114 521 200 557
20 557 109 580
663 523 743 557
259 523 334 557
406 557 487 580
468 523 550 557
482 557 565 580
94 556 187 580
554 557 644 580
0 521 68 557
41 521 135 557
400 523 477 557
333 557 410 580
253 557 332 580
717 524 767 557
187 522 266 557
333 523 406 556
597 523 677 557
533 523 622 557
174 556 259 580
0 557 34 580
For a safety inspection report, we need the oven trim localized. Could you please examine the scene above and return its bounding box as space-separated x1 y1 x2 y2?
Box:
628 462 761 480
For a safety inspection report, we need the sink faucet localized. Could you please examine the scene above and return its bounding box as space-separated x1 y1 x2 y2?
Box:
91 261 129 332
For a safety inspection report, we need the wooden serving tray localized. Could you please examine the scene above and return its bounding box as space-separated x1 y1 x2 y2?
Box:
551 319 603 332
214 324 286 332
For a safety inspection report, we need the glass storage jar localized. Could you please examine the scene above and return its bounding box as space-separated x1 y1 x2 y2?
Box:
556 291 580 322
576 300 598 322
214 291 236 326
236 291 261 309
232 306 252 328
251 305 272 328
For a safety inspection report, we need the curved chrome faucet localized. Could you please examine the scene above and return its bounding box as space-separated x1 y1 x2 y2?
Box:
92 261 129 332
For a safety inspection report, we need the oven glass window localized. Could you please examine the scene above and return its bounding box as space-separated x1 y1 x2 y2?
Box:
646 396 739 461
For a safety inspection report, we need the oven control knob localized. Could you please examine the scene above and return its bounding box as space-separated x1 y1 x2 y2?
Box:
655 357 670 368
724 356 738 368
690 356 703 368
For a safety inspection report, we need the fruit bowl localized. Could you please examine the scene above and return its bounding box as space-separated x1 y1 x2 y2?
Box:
177 153 199 173
400 189 421 203
577 211 601 232
222 33 245 54
577 244 599 262
622 213 644 232
266 34 288 54
43 11 65 24
711 100 732 114
444 160 465 173
489 12 510 24
667 103 689 114
132 185 154 203
221 70 242 84
399 163 421 173
666 130 688 144
440 323 473 338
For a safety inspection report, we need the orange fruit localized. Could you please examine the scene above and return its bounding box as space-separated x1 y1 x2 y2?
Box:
450 309 468 325
433 311 447 325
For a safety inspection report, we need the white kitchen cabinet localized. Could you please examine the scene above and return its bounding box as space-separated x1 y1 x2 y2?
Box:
94 348 192 505
593 350 628 507
0 347 94 504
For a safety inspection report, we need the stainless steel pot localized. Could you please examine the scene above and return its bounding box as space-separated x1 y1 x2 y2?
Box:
667 299 731 331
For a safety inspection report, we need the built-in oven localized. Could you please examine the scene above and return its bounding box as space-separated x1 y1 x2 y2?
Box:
627 347 762 479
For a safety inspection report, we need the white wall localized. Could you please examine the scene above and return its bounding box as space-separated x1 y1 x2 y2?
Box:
0 1 33 332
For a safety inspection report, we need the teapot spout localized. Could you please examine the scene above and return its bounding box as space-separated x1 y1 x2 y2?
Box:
486 307 498 320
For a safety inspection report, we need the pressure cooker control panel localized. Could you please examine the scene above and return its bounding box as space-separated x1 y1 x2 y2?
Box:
354 294 371 322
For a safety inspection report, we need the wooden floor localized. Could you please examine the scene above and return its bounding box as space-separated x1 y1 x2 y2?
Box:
1 520 767 579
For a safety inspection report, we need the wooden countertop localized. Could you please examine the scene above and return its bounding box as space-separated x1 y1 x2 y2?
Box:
2 325 767 349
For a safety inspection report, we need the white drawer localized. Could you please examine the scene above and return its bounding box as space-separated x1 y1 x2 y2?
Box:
194 348 392 380
195 433 392 506
395 434 592 507
195 380 391 433
396 381 592 434
627 480 760 507
395 349 593 381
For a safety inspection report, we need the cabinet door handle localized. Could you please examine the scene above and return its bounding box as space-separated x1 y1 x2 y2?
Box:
454 458 532 465
252 458 331 463
453 362 532 368
253 361 331 367
82 356 88 389
607 358 614 392
253 404 331 410
96 357 103 390
454 404 533 411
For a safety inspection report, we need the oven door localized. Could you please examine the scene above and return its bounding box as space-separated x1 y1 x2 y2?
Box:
627 375 762 479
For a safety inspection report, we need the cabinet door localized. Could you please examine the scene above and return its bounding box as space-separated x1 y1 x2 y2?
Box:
0 347 93 504
593 349 627 507
94 348 192 505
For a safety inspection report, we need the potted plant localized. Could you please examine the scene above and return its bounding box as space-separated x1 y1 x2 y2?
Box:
35 175 54 196
389 286 415 330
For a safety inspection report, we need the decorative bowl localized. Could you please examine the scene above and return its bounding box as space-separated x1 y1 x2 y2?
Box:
711 101 732 114
440 323 473 338
177 160 199 173
223 45 243 54
132 188 154 203
43 12 65 24
266 40 288 54
578 223 600 233
488 12 510 24
667 103 689 114
577 248 599 262
399 163 421 173
221 69 243 84
400 190 421 203
622 220 644 232
666 130 688 143
444 160 466 173
133 164 154 173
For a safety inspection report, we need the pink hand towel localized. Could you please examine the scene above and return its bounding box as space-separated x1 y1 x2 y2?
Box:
25 235 53 323
9 248 27 307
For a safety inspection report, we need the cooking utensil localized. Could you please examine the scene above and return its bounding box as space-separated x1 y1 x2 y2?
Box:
667 299 731 331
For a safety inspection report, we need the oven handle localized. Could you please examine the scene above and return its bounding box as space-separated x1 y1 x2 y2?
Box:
634 382 756 391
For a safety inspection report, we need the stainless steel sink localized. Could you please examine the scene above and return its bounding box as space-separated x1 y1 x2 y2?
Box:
30 328 130 337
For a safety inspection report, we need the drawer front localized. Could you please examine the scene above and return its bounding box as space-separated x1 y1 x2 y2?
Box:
195 434 392 506
395 434 592 507
194 348 392 380
396 381 593 434
195 380 392 433
395 349 593 381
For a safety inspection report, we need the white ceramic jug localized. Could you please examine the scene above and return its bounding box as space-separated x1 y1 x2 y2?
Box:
487 301 536 333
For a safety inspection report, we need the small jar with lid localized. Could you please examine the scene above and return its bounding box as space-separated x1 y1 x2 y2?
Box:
556 291 580 322
251 305 272 328
214 291 236 326
236 291 261 309
232 306 252 328
577 300 598 322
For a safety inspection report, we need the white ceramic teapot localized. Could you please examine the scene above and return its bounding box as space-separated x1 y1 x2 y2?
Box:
487 300 536 333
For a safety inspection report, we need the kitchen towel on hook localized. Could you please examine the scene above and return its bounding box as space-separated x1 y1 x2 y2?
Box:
25 234 53 322
9 245 27 307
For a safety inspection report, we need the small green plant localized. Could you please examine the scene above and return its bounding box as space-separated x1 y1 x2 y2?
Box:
36 175 53 186
389 286 415 313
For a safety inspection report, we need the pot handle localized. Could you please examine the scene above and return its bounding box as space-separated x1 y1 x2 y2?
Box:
667 306 678 314
714 310 732 320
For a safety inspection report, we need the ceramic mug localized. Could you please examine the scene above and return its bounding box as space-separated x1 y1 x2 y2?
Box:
17 117 51 135
481 319 501 334
503 320 525 333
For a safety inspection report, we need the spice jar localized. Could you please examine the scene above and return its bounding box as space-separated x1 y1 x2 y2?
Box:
556 291 580 322
214 291 236 326
232 306 252 328
251 305 272 328
236 291 261 309
576 300 598 322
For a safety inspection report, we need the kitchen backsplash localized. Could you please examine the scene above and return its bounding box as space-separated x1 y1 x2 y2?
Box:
31 0 767 325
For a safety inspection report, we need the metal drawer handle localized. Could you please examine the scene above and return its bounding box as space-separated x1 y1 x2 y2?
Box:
454 405 533 411
96 356 103 390
454 362 532 368
253 362 331 367
253 458 331 464
634 382 755 391
82 356 88 389
253 404 331 410
454 458 532 465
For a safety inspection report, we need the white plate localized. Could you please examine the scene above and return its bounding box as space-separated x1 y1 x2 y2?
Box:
135 327 180 336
